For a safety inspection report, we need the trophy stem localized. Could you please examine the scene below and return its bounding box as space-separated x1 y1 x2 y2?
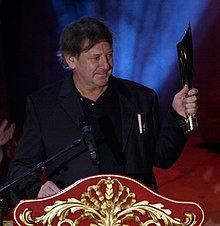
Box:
180 113 198 134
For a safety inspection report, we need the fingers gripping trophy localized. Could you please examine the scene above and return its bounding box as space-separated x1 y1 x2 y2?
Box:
177 23 199 134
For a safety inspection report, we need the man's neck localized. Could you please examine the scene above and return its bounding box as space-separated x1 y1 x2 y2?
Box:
73 76 108 102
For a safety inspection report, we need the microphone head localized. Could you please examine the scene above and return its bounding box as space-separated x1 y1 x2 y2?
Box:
79 117 91 134
79 116 99 165
79 116 90 128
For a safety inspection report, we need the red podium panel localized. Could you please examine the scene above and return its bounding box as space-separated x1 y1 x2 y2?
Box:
13 174 205 225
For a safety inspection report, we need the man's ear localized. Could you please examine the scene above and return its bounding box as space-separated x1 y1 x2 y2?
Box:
64 54 77 69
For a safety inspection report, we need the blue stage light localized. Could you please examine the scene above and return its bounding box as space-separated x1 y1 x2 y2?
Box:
51 0 211 93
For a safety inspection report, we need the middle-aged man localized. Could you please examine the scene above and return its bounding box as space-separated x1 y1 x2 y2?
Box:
8 17 198 204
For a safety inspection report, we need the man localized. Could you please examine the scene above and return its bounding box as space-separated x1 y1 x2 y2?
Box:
8 17 198 203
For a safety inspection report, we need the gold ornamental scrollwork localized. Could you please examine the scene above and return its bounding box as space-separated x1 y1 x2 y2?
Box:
19 177 197 225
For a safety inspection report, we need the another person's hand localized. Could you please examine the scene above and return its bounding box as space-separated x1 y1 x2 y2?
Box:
172 84 198 117
0 119 15 147
37 181 62 198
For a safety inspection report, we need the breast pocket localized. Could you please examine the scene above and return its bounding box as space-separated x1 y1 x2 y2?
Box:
137 112 153 135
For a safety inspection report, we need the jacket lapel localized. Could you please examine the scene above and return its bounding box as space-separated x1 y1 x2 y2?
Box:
112 78 136 151
119 94 135 151
59 75 84 127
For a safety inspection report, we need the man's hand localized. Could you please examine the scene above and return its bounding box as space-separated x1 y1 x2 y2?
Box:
172 84 198 117
37 181 62 198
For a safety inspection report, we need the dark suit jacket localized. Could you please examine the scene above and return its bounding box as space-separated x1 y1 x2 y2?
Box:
9 75 188 203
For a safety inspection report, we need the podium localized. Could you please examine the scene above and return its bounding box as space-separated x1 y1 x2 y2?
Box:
13 174 204 225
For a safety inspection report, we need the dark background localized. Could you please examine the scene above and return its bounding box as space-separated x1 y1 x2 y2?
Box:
1 0 220 143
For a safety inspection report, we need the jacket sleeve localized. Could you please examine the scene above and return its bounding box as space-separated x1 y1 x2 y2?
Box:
8 96 44 204
154 105 190 169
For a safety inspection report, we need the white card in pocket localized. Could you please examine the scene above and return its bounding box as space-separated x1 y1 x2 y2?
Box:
137 112 147 134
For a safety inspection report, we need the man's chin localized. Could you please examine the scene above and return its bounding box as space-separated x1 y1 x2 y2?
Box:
97 76 110 86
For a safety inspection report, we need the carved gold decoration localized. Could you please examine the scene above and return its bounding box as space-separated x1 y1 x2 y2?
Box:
19 177 197 225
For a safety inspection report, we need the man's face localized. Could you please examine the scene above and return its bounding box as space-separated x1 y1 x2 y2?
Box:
68 41 113 89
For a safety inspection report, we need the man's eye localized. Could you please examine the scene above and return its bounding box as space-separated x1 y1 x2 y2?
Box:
91 56 99 60
107 53 113 58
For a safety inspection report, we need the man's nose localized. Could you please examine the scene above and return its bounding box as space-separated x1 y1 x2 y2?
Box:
100 56 111 70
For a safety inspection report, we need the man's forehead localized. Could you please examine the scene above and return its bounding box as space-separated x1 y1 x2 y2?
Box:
84 42 113 54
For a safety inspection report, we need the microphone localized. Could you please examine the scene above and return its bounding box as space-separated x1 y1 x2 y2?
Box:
80 118 99 165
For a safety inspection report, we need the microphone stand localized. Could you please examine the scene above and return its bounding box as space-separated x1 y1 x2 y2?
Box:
0 138 82 226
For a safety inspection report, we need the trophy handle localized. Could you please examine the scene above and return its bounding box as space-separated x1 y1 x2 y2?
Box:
180 114 198 134
177 23 199 134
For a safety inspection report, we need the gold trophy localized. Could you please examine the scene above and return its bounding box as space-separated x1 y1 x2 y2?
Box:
177 23 198 134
